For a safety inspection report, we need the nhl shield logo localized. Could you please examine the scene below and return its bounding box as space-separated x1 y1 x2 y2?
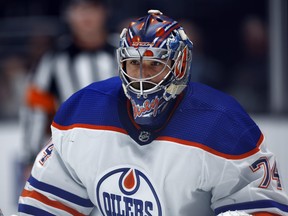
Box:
139 131 151 142
96 167 162 215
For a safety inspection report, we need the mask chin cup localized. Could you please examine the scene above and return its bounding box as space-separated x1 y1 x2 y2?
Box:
129 89 167 126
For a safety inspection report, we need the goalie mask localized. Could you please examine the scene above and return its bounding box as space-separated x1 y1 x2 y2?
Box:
117 10 193 126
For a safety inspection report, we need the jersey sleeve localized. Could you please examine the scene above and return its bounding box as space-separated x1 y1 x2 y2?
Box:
206 137 288 215
18 137 95 215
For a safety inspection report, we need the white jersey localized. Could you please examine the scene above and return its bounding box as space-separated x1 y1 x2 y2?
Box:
18 77 288 215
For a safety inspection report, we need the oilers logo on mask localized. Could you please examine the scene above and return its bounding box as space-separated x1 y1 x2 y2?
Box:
131 96 160 119
129 91 169 127
96 167 162 216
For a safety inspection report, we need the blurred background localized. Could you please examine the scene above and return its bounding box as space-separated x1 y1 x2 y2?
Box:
0 0 287 215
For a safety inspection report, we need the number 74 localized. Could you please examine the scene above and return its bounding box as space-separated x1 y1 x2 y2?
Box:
250 156 282 190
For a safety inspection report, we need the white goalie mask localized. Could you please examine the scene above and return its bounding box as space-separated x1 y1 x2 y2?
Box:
117 10 193 126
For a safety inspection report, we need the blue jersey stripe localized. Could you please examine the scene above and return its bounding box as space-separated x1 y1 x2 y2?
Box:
18 204 55 216
28 175 94 207
215 199 288 215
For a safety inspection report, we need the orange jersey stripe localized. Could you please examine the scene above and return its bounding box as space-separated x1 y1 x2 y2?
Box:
52 121 264 160
21 189 87 216
52 121 128 134
156 133 264 160
253 212 280 216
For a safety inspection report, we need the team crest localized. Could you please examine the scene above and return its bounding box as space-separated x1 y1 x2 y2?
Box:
96 167 162 215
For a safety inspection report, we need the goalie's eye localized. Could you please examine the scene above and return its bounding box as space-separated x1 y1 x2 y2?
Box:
128 60 162 67
151 61 161 66
129 60 140 65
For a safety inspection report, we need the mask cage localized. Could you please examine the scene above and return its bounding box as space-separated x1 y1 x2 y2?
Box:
117 27 193 101
117 46 188 99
